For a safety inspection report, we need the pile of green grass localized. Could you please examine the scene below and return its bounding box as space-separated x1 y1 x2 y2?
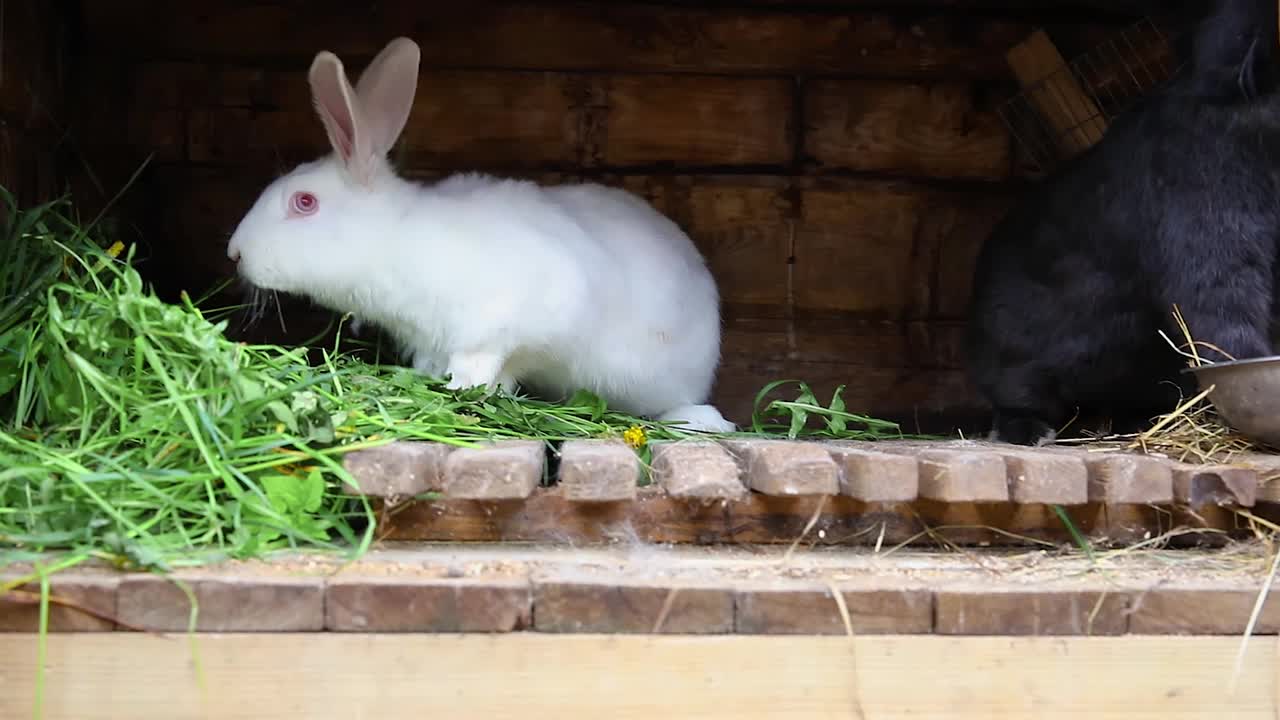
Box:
0 188 904 572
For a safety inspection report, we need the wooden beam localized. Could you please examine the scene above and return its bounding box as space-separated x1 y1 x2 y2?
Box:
373 485 1264 547
78 2 1042 79
8 545 1277 636
0 633 1274 719
1005 29 1108 158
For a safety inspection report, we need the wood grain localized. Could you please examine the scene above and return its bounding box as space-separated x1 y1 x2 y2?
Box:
804 79 1012 179
0 0 64 131
1 633 1274 719
79 1 1039 78
600 75 793 167
374 486 1250 547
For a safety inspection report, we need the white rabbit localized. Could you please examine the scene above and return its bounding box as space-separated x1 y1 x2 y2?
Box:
226 37 735 432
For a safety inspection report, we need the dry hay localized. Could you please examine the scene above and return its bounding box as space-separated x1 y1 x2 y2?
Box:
1057 306 1278 466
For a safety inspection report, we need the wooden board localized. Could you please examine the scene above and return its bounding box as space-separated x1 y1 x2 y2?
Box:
804 79 1012 179
373 487 1256 547
78 1 1047 79
0 0 64 132
92 66 796 172
0 0 66 207
1005 29 1107 158
0 633 1274 719
6 544 1278 636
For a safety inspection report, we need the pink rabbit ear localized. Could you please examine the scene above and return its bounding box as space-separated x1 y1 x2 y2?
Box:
308 50 373 184
353 37 421 158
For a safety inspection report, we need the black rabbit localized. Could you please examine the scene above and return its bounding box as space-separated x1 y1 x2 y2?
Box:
965 0 1280 445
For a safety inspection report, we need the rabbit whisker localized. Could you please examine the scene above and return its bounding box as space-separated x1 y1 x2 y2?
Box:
272 290 288 334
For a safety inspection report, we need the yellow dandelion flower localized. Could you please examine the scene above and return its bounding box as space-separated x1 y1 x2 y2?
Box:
623 425 647 449
106 241 125 258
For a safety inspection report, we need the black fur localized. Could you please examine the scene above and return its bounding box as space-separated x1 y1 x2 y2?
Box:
965 0 1280 445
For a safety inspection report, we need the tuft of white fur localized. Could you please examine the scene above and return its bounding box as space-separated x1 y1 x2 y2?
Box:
226 38 735 432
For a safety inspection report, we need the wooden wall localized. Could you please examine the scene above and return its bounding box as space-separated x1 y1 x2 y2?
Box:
66 0 1159 431
0 1 71 207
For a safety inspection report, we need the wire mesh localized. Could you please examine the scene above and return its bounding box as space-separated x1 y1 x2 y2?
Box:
999 17 1181 175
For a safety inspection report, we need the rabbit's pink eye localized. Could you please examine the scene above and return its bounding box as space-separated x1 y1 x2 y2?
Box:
289 191 318 216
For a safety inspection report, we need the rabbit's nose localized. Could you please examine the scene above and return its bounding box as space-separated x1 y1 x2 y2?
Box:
228 248 241 262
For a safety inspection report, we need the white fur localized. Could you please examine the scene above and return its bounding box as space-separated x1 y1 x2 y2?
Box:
226 38 734 432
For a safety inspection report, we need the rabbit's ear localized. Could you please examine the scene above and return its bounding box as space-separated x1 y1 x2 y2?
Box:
308 50 373 182
354 37 421 159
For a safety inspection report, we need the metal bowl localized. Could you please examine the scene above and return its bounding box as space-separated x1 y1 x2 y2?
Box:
1186 356 1280 447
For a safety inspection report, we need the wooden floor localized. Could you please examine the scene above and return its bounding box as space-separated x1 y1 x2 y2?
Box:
3 544 1279 717
0 633 1274 719
6 543 1280 636
348 438 1279 547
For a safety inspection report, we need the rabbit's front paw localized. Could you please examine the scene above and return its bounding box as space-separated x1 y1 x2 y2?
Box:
444 351 506 391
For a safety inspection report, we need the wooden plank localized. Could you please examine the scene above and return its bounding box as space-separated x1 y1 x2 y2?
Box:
532 578 735 634
1128 589 1280 634
556 440 639 503
825 444 920 502
326 577 531 632
735 584 933 634
1170 463 1258 509
929 192 1017 318
676 176 793 309
183 70 586 170
935 588 1132 635
1042 448 1176 505
989 447 1089 505
792 182 1011 319
442 440 545 500
342 441 452 498
600 75 792 168
793 183 928 317
79 2 1036 79
0 572 118 632
114 65 792 170
804 79 1011 179
723 439 840 496
1005 29 1107 158
649 441 747 500
2 633 1275 719
1236 452 1280 503
877 445 1010 503
115 574 325 632
0 0 63 131
373 487 1233 547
